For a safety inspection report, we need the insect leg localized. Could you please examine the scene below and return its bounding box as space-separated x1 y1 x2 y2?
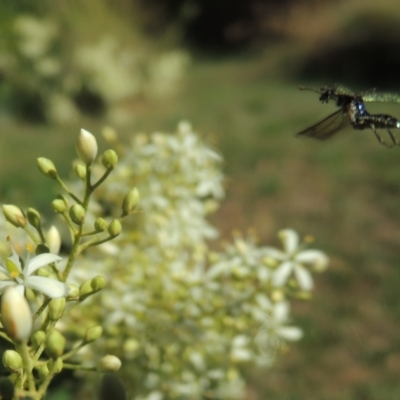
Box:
386 128 400 146
371 125 395 148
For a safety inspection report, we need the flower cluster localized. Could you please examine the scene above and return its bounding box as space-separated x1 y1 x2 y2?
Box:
0 129 128 399
0 124 328 399
65 123 329 399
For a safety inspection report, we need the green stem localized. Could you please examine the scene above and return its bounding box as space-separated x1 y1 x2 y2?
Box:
36 358 60 397
62 165 91 281
90 167 113 192
16 341 35 392
56 176 83 205
77 234 115 252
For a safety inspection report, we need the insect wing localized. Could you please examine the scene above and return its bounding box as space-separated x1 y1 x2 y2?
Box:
296 108 350 140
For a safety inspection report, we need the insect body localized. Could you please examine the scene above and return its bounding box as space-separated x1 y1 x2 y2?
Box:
297 85 400 148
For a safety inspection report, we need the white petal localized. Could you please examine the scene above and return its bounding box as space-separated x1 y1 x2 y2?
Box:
263 247 286 261
25 276 69 298
26 253 62 275
0 265 11 277
294 265 314 291
231 348 252 362
273 301 289 321
232 335 249 347
0 280 16 293
271 261 293 287
255 293 272 310
278 229 299 254
276 326 303 341
206 262 229 279
296 250 329 272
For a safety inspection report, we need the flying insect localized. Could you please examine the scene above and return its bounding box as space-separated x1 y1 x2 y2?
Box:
297 85 400 148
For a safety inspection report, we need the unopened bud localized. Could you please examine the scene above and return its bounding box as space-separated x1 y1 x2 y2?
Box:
45 330 66 359
36 268 50 277
122 188 140 216
2 350 22 373
75 163 86 180
51 199 66 214
46 226 61 255
2 205 27 228
27 208 41 230
101 149 118 169
84 326 103 343
37 364 49 377
1 287 32 341
91 275 106 292
108 219 121 237
31 330 46 348
37 158 58 179
48 298 66 321
97 355 122 372
47 358 63 373
67 284 79 299
94 218 108 232
69 204 86 225
76 129 98 165
79 280 93 298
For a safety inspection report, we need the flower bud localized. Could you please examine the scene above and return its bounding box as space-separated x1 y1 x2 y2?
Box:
94 217 108 232
67 284 79 299
37 364 49 377
48 298 66 321
47 358 63 373
101 149 118 169
91 275 106 292
45 330 66 359
108 219 121 237
2 350 22 373
69 204 86 225
46 226 61 255
97 355 122 372
37 158 58 179
2 205 27 228
37 267 50 277
84 326 103 343
79 280 93 298
76 129 98 165
1 287 32 342
75 163 86 180
31 330 46 348
122 188 140 216
27 208 41 230
51 199 66 214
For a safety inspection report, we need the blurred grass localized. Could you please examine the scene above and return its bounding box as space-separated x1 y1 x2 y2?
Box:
3 46 400 400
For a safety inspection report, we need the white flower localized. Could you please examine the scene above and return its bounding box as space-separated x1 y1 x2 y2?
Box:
265 229 329 291
0 243 69 298
255 301 302 363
